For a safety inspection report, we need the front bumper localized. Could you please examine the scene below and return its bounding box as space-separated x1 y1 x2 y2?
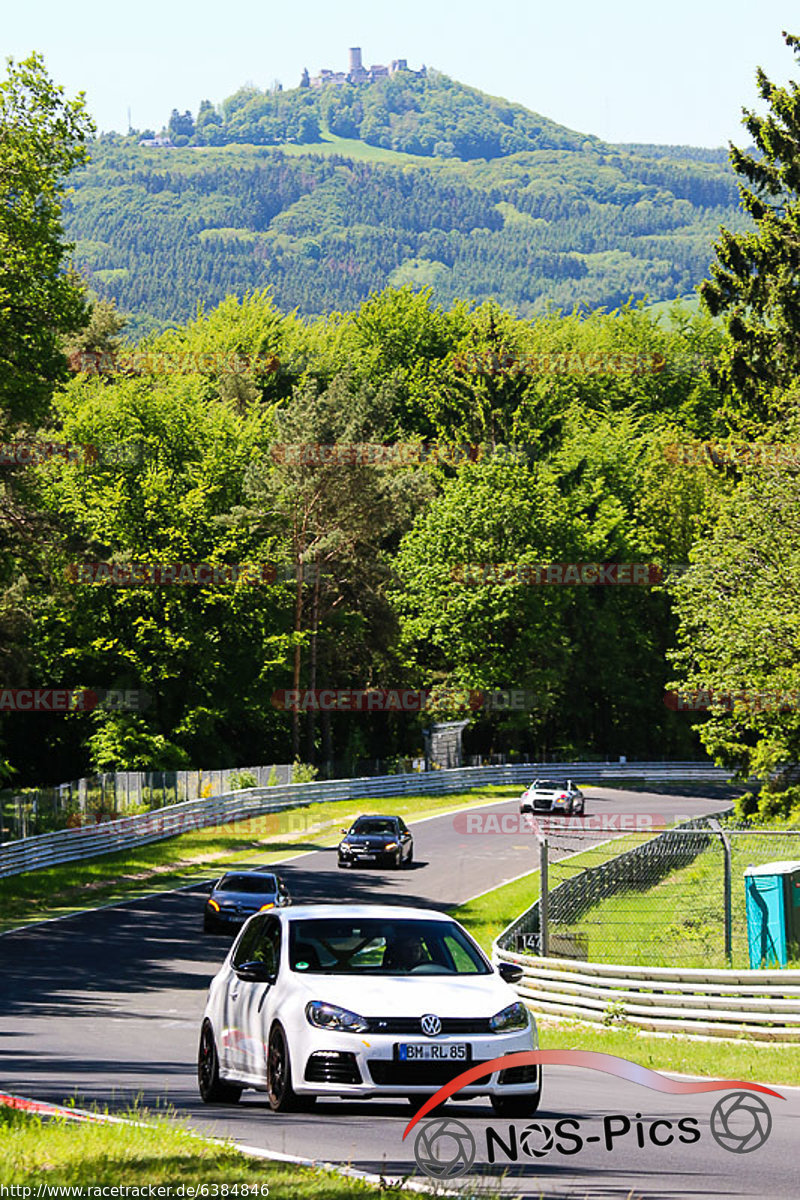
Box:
291 1027 540 1097
205 907 258 931
338 848 398 865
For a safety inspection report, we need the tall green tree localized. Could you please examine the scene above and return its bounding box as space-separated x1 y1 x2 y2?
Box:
701 30 800 424
0 53 94 428
244 373 432 762
0 54 93 782
668 470 800 781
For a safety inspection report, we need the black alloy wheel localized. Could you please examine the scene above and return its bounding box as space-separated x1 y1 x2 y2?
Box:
267 1024 313 1112
198 1021 241 1103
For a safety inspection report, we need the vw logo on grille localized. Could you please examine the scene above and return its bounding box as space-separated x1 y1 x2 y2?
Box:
421 1013 442 1036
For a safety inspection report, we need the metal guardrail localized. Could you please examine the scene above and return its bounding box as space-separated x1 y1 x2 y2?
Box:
0 760 728 878
494 947 800 1040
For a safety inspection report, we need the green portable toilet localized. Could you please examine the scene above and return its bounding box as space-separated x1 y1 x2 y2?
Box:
744 861 800 968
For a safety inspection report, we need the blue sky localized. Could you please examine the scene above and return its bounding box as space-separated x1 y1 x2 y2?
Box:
4 0 800 145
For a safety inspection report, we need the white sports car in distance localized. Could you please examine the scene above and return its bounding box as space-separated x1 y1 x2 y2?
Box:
520 778 585 816
198 903 540 1116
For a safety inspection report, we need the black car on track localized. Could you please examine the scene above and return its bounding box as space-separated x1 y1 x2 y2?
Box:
337 814 414 869
204 870 291 934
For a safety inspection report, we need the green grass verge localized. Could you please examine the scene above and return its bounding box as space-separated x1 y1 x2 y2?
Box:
0 786 518 934
0 1106 417 1196
538 1020 800 1088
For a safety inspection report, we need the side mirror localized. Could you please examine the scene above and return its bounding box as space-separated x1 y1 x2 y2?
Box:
498 961 524 985
234 961 275 983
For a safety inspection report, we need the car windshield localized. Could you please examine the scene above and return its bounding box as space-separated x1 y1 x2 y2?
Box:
288 917 490 975
350 819 396 836
217 874 277 894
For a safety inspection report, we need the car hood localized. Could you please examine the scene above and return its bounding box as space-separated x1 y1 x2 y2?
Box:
342 833 396 843
288 971 515 1017
212 890 277 906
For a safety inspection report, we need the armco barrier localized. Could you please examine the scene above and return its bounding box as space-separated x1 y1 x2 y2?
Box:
0 761 729 879
493 946 800 1040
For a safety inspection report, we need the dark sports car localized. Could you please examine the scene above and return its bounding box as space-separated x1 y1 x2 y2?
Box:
204 870 291 934
337 814 414 869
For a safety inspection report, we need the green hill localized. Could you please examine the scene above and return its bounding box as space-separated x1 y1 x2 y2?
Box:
62 74 746 334
186 70 602 159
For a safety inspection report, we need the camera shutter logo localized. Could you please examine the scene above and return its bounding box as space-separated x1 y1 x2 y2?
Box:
421 1014 442 1036
413 1118 476 1179
710 1092 773 1153
520 1121 555 1158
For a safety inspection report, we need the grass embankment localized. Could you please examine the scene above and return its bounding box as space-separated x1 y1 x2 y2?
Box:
540 1021 800 1087
0 1106 416 1196
545 819 800 968
0 785 517 934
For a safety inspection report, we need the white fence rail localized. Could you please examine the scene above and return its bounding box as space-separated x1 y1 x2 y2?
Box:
0 760 728 878
493 946 800 1040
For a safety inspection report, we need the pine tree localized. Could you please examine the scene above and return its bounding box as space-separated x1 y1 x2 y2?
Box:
701 30 800 419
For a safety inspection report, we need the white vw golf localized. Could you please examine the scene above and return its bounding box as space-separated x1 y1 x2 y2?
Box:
198 903 541 1115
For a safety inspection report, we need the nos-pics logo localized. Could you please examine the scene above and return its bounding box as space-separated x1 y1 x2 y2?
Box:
404 1051 782 1181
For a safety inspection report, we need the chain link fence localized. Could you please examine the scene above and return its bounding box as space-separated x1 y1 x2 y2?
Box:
505 817 800 969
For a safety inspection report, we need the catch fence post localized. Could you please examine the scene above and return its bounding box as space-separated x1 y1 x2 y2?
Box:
709 818 732 965
532 814 548 958
540 833 549 957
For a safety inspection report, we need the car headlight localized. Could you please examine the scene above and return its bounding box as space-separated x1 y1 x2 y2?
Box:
306 1001 369 1033
207 898 220 912
340 842 351 851
384 841 399 850
489 1002 529 1033
259 902 275 911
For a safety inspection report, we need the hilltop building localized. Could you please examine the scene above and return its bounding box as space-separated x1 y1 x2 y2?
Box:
309 48 425 89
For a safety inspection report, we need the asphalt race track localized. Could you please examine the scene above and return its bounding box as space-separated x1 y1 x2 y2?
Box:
2 786 798 1199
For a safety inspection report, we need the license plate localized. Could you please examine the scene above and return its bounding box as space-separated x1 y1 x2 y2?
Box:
357 853 376 860
398 1043 469 1061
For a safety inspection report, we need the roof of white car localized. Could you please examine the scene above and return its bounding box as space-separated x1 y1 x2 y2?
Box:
279 904 452 921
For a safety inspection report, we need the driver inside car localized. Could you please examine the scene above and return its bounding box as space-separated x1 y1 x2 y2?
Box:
382 933 429 971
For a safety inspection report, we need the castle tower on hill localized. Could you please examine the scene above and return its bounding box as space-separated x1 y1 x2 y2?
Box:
308 48 425 89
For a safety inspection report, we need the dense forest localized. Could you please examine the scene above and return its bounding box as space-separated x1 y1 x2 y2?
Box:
61 74 745 335
4 47 800 817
